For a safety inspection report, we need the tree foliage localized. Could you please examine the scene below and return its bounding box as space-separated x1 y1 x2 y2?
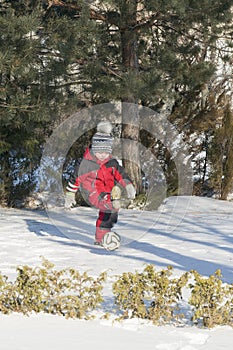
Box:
0 0 233 205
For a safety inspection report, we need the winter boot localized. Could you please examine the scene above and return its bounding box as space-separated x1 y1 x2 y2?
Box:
95 228 109 244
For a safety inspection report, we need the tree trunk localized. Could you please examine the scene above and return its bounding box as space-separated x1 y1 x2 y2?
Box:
121 103 142 193
120 1 141 193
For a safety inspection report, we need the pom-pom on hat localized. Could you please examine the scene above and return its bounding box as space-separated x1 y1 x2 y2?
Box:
91 121 113 154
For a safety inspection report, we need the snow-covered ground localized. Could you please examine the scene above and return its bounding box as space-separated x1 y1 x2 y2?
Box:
0 196 233 350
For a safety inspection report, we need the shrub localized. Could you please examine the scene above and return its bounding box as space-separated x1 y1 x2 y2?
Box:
1 261 233 328
112 265 189 325
112 269 148 319
144 265 189 324
188 269 233 328
0 258 106 319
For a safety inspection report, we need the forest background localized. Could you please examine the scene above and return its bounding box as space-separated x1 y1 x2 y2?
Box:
0 0 233 208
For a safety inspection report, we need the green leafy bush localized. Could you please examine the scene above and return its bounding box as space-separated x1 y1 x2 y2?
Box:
189 269 233 328
144 265 189 324
112 266 233 327
0 258 106 319
112 269 148 319
1 261 233 328
112 265 189 325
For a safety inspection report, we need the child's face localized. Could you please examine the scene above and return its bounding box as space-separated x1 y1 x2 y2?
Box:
94 152 110 161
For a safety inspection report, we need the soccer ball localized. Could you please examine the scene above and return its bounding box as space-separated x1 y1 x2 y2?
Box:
102 231 121 251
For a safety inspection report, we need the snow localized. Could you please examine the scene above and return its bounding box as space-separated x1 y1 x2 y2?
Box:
0 195 233 350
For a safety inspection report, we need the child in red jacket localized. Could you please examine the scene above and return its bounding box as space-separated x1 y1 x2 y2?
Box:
65 121 136 247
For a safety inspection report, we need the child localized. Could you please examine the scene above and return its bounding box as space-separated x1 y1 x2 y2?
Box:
65 121 136 246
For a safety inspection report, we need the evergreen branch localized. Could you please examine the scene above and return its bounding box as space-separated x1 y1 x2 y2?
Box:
70 58 122 79
131 12 162 31
0 103 38 111
101 66 122 79
48 80 91 88
157 19 233 55
46 0 107 21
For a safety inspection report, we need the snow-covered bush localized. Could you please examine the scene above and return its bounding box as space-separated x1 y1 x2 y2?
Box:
0 261 232 328
112 265 233 328
188 269 233 328
112 265 189 325
0 258 106 319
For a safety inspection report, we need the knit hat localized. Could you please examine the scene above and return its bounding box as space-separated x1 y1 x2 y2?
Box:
91 121 113 154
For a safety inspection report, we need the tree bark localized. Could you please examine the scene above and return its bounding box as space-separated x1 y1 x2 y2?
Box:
120 1 141 193
121 103 142 193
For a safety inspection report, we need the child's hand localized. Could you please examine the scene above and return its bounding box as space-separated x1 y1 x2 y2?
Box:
111 186 122 209
126 184 136 199
112 199 121 209
64 192 76 209
111 186 122 200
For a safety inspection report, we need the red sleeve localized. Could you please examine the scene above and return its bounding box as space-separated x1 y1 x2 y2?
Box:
66 160 81 192
112 160 133 188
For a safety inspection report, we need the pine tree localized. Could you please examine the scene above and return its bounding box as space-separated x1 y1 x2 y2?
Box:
0 1 85 204
42 0 233 192
1 1 232 204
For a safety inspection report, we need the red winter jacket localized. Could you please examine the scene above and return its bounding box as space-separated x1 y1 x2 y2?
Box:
66 147 133 211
